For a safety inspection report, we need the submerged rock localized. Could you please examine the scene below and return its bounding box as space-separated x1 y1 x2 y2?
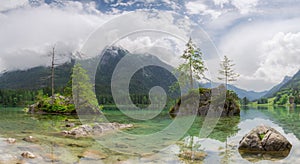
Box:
6 138 16 144
66 123 75 127
62 122 133 137
21 151 36 159
178 150 207 161
43 153 59 162
78 149 107 160
238 125 292 161
23 136 38 143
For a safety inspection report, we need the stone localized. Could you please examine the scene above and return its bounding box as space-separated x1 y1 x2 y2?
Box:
21 151 36 159
178 150 207 161
78 150 107 160
43 153 59 162
66 123 75 127
23 136 38 143
115 143 129 149
6 138 16 144
238 125 292 152
63 122 133 137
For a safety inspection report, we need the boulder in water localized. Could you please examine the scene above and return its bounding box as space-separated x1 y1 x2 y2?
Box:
63 122 133 137
21 151 36 159
238 125 292 162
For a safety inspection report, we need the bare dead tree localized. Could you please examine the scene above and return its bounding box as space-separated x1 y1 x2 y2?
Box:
47 45 73 104
51 46 55 104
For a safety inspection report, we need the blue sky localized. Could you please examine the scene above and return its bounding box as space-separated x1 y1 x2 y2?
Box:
0 0 300 91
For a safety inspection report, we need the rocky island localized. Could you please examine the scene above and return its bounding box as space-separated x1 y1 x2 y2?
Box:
169 87 240 117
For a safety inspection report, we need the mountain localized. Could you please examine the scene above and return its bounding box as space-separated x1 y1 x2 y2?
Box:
227 85 267 101
202 83 267 101
263 76 292 98
0 45 267 103
95 46 179 104
258 70 300 105
278 70 300 91
0 61 74 90
0 46 179 104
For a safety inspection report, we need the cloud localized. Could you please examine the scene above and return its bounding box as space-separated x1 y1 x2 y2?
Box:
1 0 300 93
218 17 300 91
0 1 114 71
0 0 28 12
185 1 222 19
254 32 300 82
212 0 260 14
115 35 186 67
230 0 260 14
213 0 230 8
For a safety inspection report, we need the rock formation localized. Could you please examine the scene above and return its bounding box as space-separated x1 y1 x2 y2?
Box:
238 125 292 152
62 122 133 137
169 87 240 117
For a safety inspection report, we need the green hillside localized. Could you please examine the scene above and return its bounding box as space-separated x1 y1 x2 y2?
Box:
255 70 300 106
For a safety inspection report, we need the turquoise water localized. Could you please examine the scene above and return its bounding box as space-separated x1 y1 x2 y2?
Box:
0 107 300 163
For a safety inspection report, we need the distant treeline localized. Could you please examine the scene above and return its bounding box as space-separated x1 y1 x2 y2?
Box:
0 87 67 107
0 87 174 108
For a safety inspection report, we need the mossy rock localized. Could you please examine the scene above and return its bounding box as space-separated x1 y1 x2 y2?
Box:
169 86 240 117
27 94 76 114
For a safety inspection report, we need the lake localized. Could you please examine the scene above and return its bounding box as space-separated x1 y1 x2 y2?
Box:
0 106 300 163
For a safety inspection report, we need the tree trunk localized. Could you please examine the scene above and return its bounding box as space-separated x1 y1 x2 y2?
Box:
51 47 55 105
189 58 193 89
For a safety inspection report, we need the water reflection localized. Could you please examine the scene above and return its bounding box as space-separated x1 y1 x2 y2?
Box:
1 107 300 163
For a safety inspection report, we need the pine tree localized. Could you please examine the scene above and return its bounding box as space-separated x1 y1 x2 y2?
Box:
218 55 239 89
72 63 102 114
177 37 207 89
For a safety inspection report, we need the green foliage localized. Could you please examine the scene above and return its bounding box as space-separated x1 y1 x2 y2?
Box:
176 37 207 89
33 93 75 113
265 71 300 105
72 63 102 113
0 89 37 107
0 61 74 90
257 98 268 104
278 94 288 105
226 90 240 109
169 87 240 116
241 97 250 105
259 133 265 140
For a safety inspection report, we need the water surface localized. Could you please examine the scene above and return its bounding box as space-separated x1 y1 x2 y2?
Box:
0 106 300 163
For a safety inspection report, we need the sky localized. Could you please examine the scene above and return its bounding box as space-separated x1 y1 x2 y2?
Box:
0 0 300 92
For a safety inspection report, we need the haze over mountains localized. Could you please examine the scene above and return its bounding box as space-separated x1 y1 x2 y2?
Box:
202 83 267 101
0 46 179 103
0 46 297 101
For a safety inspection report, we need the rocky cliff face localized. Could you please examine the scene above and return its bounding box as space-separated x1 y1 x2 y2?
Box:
169 87 240 118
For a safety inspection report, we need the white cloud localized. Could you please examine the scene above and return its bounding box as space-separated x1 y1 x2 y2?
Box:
115 35 185 67
218 18 300 91
254 32 300 82
213 0 229 8
185 1 222 19
212 0 260 14
0 0 28 12
231 0 260 14
0 1 114 71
